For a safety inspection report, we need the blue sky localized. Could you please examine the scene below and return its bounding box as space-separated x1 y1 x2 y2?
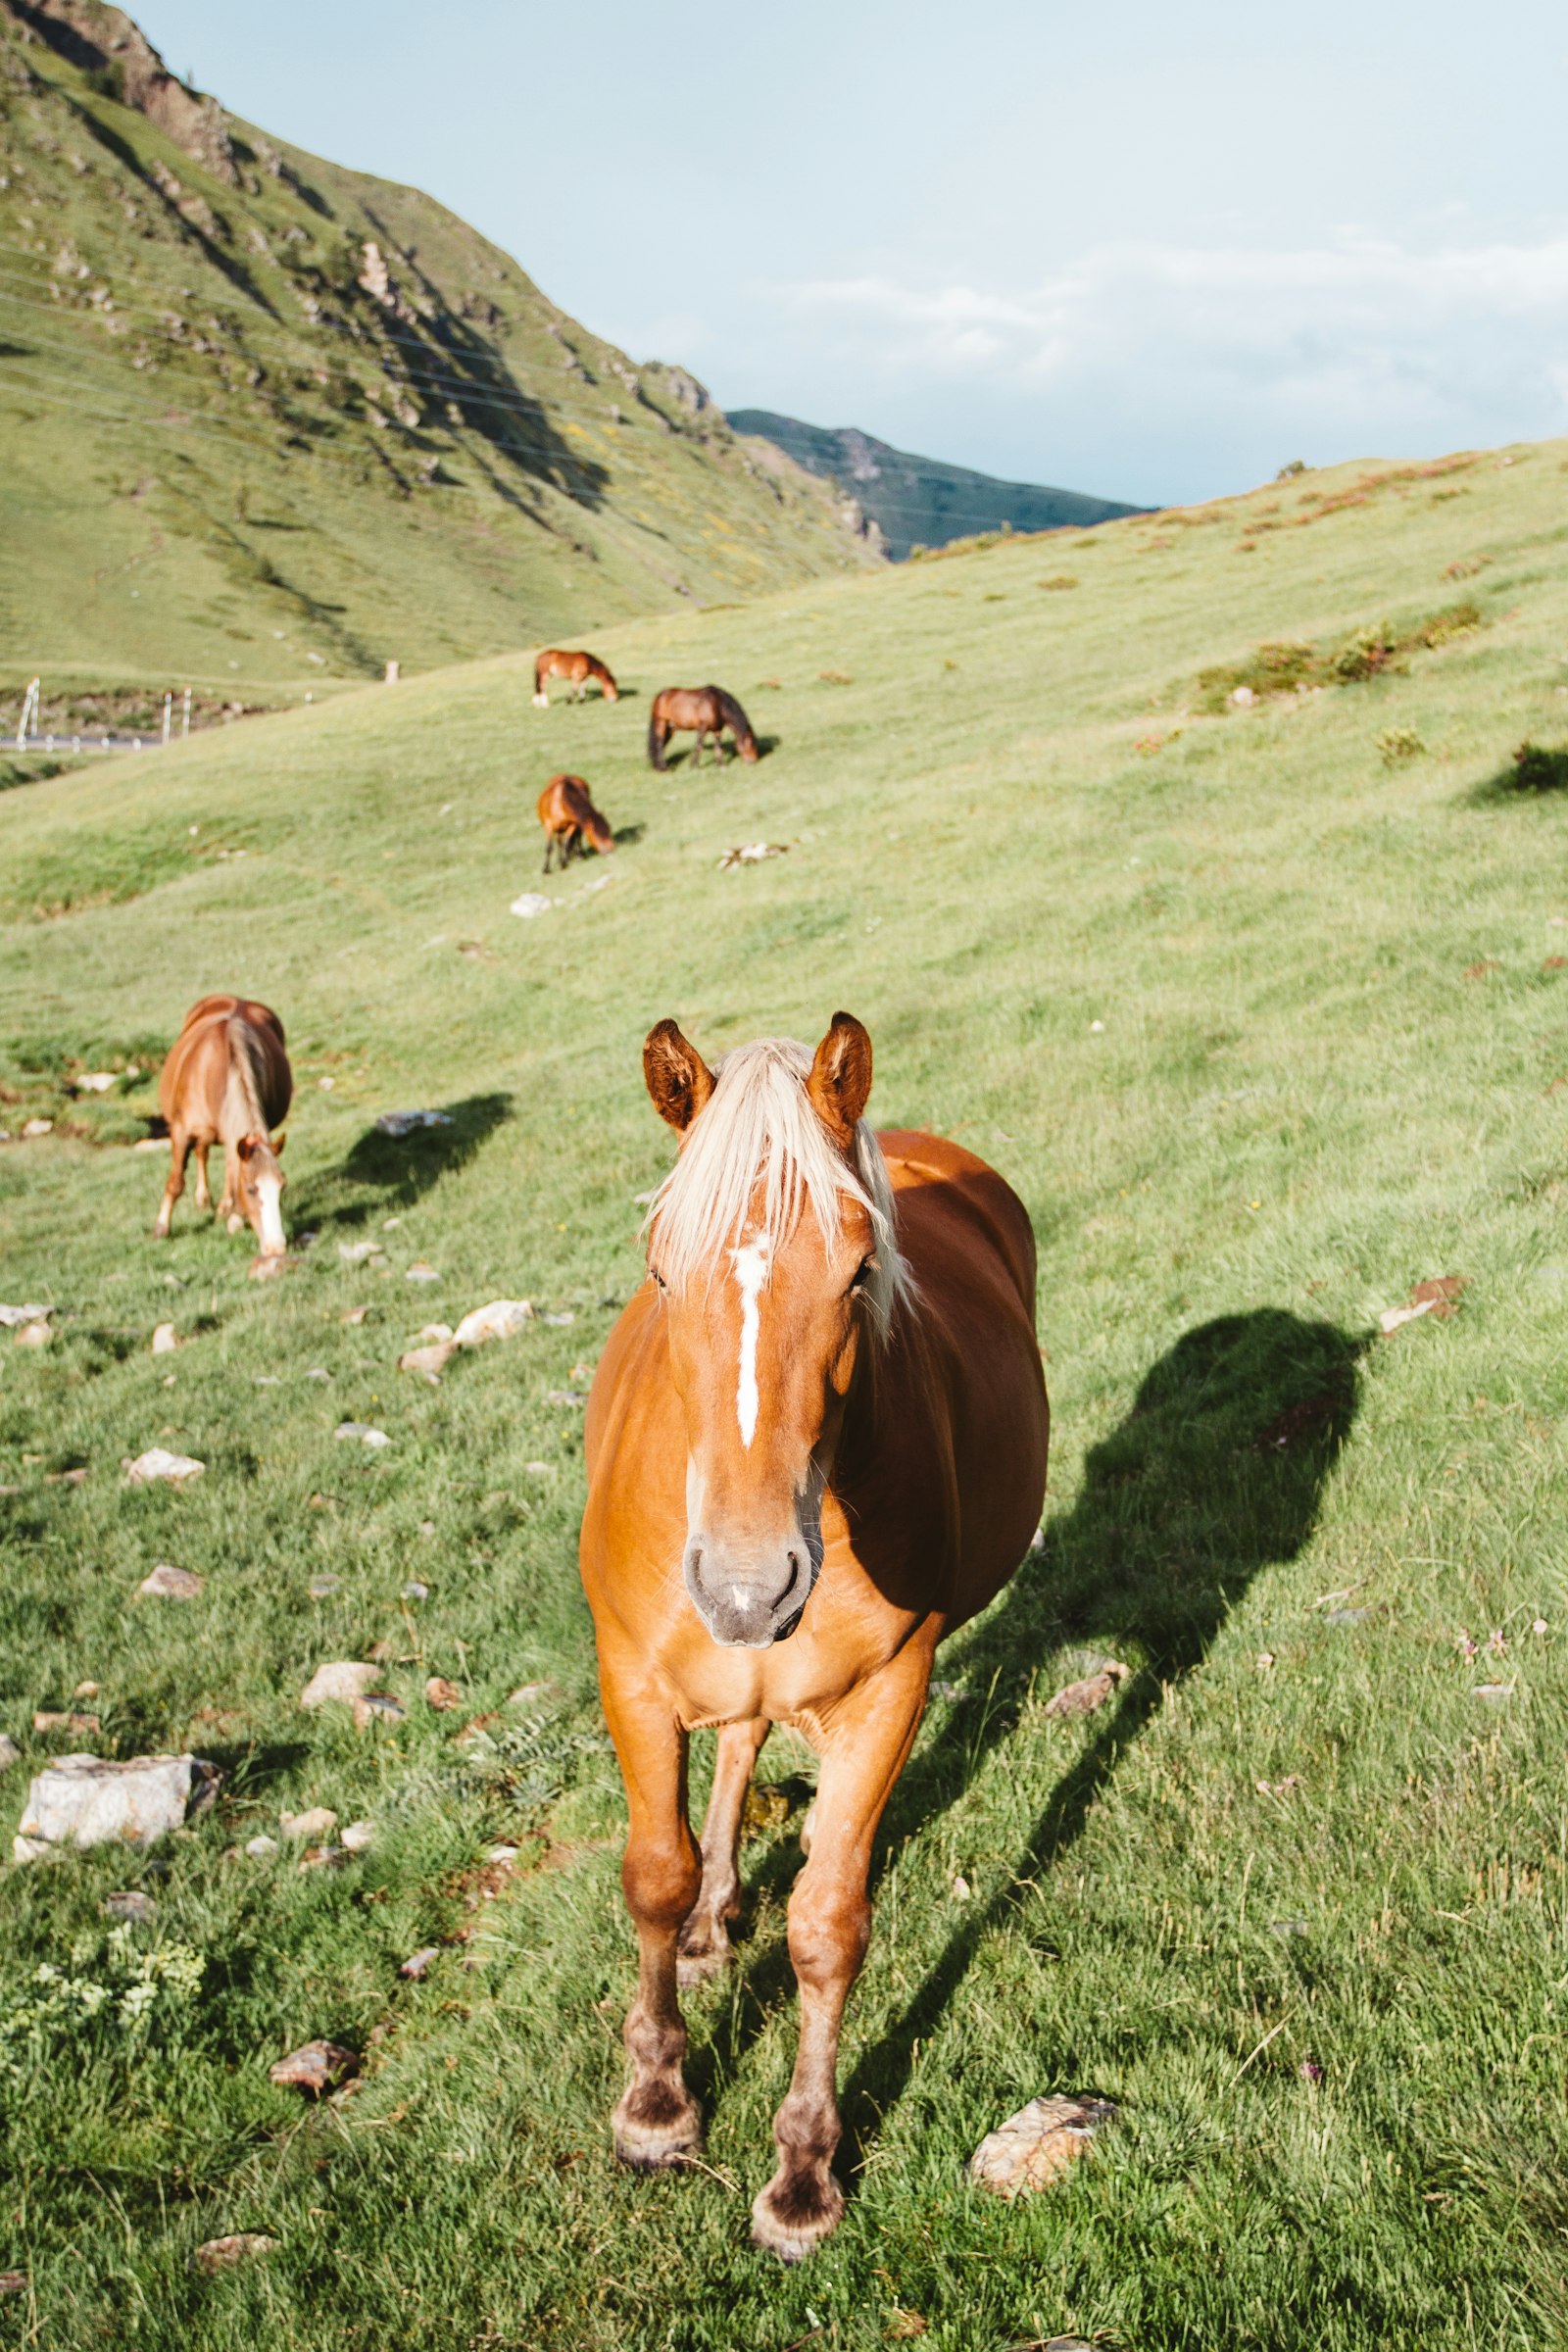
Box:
133 0 1568 506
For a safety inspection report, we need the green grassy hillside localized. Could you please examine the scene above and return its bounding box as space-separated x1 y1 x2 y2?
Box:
729 407 1144 558
0 1 877 730
2 438 1568 2349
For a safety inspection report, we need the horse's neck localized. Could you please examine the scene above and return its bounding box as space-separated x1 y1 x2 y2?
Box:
220 1026 266 1141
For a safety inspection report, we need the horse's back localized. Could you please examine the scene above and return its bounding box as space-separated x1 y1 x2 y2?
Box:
161 996 290 1131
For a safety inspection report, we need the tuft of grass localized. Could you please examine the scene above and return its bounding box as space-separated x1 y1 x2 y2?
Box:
1376 726 1426 766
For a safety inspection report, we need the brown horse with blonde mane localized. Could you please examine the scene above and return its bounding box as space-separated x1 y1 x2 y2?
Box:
538 773 615 871
155 994 291 1258
580 1013 1049 2259
533 648 619 708
647 685 759 770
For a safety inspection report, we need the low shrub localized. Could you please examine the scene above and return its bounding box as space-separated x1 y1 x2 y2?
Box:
1378 727 1426 766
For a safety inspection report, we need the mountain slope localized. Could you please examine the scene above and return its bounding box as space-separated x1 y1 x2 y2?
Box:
729 407 1144 558
0 0 879 720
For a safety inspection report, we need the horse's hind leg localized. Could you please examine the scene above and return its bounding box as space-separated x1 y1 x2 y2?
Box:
751 1645 929 2262
605 1690 703 2170
678 1716 769 1986
192 1140 214 1213
154 1130 191 1239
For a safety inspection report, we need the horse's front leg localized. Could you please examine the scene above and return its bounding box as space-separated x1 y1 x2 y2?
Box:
153 1129 191 1239
678 1715 769 1985
192 1140 213 1213
606 1690 703 2170
752 1644 930 2262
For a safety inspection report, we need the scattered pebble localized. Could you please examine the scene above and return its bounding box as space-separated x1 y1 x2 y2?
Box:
22 1117 53 1138
123 1447 205 1485
402 1579 428 1601
1471 1683 1515 1701
375 1110 453 1138
15 1319 53 1348
269 2039 358 2097
246 1834 279 1858
298 1843 349 1871
308 1575 341 1599
0 1734 19 1772
511 892 553 918
334 1423 390 1447
340 1820 375 1852
545 1389 587 1408
541 1310 575 1328
103 1888 157 1924
716 842 787 868
300 1661 379 1709
32 1709 99 1735
399 1945 440 1980
952 1875 972 1900
424 1676 463 1711
150 1322 179 1355
523 1460 552 1476
968 2093 1118 2198
304 1367 330 1382
0 1303 50 1328
406 1262 440 1284
192 2233 278 2276
507 1682 554 1707
279 1807 337 1840
1044 1660 1130 1719
341 1306 369 1326
338 1242 384 1266
138 1563 203 1600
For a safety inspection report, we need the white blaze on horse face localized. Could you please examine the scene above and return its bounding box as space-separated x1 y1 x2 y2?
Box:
730 1236 770 1448
256 1169 285 1255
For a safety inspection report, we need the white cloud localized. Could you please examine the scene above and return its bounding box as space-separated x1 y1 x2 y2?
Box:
758 231 1568 466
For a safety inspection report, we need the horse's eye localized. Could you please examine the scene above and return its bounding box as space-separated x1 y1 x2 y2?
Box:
650 1268 667 1293
849 1255 876 1296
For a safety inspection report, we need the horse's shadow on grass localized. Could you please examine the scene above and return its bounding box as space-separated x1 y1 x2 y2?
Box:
291 1093 514 1232
1468 742 1568 802
612 823 646 850
692 1307 1365 2161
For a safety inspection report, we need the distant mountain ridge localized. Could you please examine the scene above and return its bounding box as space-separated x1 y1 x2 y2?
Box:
0 0 877 711
728 410 1145 560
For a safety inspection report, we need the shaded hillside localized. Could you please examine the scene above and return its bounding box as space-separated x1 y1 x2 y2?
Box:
0 0 879 715
730 407 1144 558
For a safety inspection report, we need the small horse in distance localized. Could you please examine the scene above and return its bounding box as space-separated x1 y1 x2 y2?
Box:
647 685 759 770
580 1013 1049 2259
538 773 615 871
533 649 619 708
155 994 292 1258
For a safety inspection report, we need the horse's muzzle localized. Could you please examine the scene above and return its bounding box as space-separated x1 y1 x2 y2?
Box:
682 1537 814 1649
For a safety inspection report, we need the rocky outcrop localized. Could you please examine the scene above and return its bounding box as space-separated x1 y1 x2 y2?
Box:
5 0 235 181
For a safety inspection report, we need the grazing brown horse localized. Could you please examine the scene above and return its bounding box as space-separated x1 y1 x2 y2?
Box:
538 772 615 871
580 1014 1049 2259
155 995 291 1257
647 685 759 770
533 648 619 708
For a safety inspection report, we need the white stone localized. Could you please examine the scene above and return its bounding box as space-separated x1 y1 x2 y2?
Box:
279 1805 339 1839
123 1447 204 1485
453 1298 534 1348
333 1423 390 1447
138 1563 203 1599
246 1834 279 1858
0 1734 19 1772
151 1322 178 1355
0 1303 49 1328
18 1752 218 1850
968 2093 1118 2197
510 892 553 918
340 1820 375 1851
300 1660 379 1709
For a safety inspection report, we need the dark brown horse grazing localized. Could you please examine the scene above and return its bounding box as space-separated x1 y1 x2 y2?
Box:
580 1014 1049 2259
533 649 619 708
538 773 615 871
647 686 759 770
155 995 291 1257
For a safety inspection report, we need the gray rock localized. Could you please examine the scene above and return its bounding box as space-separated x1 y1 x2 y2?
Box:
103 1888 157 1923
278 1806 337 1840
138 1563 203 1600
0 1733 19 1773
300 1661 378 1709
192 2233 277 2275
18 1752 219 1851
333 1423 390 1447
269 2038 357 2095
123 1446 205 1485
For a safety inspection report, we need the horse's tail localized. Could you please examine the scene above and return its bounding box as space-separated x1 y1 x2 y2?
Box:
534 651 548 693
715 689 757 755
595 659 618 701
647 706 666 769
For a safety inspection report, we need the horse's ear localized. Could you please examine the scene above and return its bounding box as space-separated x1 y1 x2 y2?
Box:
808 1012 873 1147
644 1019 714 1132
236 1134 257 1162
272 1128 287 1154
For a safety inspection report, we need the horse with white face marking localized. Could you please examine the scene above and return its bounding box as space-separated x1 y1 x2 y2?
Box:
579 1014 1049 2258
154 994 291 1257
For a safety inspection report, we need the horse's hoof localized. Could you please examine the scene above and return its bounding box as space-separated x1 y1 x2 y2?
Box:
226 1213 245 1235
750 2168 845 2263
612 2086 702 2173
531 694 549 709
